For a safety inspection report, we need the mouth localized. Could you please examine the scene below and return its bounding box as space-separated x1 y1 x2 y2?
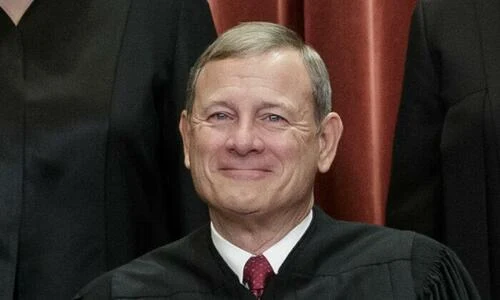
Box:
218 168 272 180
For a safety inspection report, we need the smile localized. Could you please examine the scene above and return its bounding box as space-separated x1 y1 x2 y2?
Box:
218 168 272 180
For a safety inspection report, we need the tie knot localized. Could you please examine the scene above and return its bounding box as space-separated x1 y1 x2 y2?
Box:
243 255 275 298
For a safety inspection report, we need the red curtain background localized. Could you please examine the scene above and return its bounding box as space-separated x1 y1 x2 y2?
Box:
208 0 417 225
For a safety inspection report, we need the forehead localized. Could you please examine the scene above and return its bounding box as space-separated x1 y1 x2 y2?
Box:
194 50 313 107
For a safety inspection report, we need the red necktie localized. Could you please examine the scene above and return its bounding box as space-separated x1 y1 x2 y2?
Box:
243 255 275 299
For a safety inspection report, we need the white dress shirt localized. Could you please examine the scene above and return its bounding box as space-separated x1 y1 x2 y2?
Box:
211 210 313 285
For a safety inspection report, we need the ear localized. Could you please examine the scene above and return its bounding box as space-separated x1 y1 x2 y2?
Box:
179 110 191 169
317 112 343 173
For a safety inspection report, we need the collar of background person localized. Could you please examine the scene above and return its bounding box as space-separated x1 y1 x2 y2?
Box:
0 0 34 25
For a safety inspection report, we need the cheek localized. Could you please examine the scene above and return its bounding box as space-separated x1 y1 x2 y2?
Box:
190 128 226 166
271 132 316 159
277 135 320 180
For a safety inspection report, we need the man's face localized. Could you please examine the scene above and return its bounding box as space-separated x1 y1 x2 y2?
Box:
180 50 340 218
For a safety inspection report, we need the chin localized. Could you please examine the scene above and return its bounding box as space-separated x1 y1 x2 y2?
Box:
219 196 267 215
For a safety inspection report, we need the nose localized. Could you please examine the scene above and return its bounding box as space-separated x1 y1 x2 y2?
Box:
225 119 265 156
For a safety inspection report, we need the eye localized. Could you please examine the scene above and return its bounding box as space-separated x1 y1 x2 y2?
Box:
208 112 232 122
263 114 286 123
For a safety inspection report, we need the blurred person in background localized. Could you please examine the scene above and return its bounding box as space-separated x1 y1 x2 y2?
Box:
0 0 215 298
387 0 500 298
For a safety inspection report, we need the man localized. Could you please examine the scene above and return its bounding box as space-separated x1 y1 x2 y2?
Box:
0 0 215 298
386 0 500 298
75 22 479 299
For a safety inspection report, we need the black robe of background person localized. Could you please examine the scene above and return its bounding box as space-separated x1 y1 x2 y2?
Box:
386 0 500 299
0 1 216 299
75 207 480 299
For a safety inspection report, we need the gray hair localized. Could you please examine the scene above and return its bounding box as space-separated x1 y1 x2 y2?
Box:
185 22 332 124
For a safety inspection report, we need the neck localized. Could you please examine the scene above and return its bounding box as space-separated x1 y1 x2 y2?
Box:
0 0 34 25
210 201 313 254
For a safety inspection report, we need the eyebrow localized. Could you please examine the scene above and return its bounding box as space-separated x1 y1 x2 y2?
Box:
256 99 296 114
198 100 233 112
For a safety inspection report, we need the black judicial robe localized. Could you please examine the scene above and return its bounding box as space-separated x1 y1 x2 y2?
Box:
386 0 500 298
75 207 480 299
0 1 215 299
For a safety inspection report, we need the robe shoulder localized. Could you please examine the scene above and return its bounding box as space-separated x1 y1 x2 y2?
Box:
73 226 225 299
294 209 480 299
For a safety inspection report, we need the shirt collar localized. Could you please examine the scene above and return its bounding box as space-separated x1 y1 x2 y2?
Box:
211 209 313 284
